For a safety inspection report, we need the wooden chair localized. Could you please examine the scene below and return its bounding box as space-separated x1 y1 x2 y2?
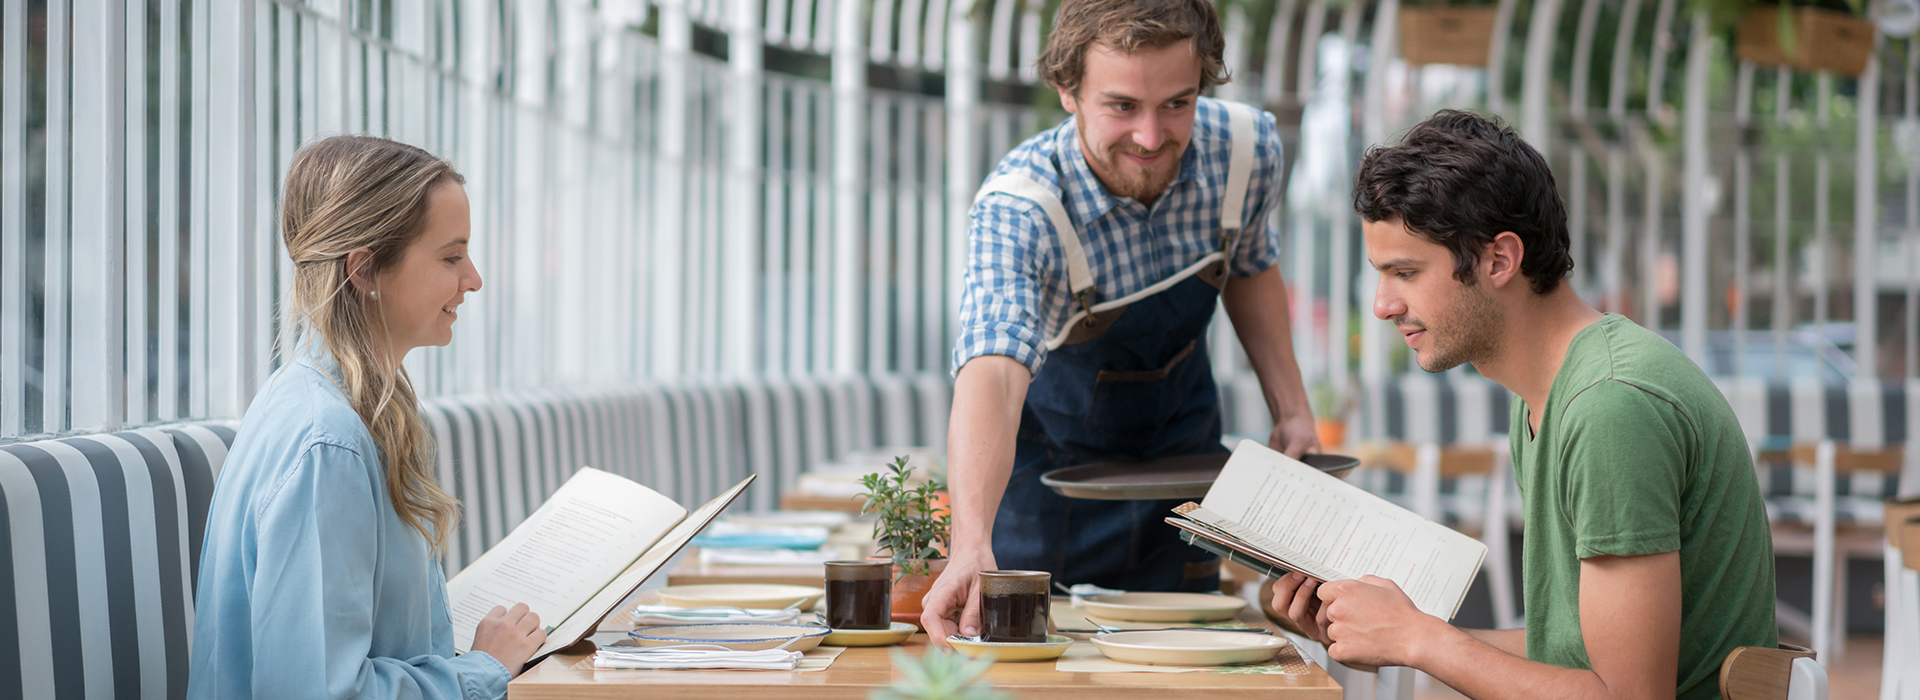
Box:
1759 440 1907 662
1719 643 1825 700
1882 500 1920 700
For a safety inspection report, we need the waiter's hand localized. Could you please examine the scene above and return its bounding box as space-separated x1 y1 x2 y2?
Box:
1268 411 1320 459
919 547 997 649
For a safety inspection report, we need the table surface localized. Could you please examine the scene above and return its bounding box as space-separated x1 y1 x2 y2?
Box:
512 603 1340 699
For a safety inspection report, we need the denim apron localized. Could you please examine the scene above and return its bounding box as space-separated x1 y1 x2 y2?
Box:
973 103 1259 592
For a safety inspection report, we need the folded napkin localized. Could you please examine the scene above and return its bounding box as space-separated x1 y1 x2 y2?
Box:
1066 583 1126 607
630 604 802 625
593 645 803 670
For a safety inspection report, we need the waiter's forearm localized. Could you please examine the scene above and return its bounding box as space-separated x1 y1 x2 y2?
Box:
1221 266 1311 420
945 355 1032 552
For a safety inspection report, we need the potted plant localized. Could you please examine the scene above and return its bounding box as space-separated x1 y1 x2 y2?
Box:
1698 0 1873 76
1308 380 1353 449
1398 0 1501 67
858 456 952 621
871 647 1008 700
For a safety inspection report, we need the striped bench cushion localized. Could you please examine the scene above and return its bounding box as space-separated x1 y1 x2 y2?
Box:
1 423 235 700
421 373 953 572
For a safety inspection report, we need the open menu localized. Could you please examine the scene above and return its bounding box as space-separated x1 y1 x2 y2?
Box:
446 468 754 658
1167 441 1485 620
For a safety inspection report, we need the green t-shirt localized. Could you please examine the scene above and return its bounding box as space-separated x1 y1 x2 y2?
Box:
1511 314 1776 699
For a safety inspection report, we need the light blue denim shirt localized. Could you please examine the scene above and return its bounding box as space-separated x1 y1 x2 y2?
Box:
188 347 509 699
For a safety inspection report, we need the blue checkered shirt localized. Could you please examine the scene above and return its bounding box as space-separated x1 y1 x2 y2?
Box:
951 97 1285 377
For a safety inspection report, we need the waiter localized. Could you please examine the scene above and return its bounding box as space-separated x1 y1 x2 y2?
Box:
921 0 1318 645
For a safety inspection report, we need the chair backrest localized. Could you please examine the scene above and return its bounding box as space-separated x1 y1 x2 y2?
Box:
1720 643 1822 700
0 424 236 700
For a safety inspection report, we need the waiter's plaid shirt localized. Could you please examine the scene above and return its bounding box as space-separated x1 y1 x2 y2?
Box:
951 97 1285 377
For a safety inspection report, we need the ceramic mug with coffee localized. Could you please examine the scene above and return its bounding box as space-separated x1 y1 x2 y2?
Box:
977 570 1050 643
823 560 892 629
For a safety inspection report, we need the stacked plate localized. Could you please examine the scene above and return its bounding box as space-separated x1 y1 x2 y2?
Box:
1077 592 1287 666
1080 592 1247 623
627 623 832 652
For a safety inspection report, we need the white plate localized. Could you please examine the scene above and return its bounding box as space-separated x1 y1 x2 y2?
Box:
656 584 826 611
1090 629 1289 666
820 621 918 647
1080 592 1247 622
628 623 831 652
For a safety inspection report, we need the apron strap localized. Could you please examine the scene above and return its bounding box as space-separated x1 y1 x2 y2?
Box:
974 174 1096 303
1217 102 1259 291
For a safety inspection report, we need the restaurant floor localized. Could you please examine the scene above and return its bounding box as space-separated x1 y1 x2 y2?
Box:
1409 633 1886 699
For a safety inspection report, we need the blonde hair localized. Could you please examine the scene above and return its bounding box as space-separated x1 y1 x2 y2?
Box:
279 135 465 552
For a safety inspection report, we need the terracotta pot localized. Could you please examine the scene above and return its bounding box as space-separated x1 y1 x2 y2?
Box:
888 558 949 621
1315 418 1347 450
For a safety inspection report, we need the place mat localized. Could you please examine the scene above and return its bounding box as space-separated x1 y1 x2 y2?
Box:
1052 641 1314 675
571 645 846 673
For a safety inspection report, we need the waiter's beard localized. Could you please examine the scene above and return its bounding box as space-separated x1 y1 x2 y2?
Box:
1086 139 1184 203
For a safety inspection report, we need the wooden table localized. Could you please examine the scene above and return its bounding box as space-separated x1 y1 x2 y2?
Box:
511 604 1340 699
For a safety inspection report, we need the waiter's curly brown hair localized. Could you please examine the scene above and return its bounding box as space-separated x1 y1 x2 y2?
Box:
1037 0 1230 96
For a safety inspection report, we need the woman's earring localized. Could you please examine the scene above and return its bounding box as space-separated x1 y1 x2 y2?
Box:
370 290 380 301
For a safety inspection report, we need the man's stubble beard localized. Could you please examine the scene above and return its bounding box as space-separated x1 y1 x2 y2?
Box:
1080 116 1182 203
1415 280 1504 373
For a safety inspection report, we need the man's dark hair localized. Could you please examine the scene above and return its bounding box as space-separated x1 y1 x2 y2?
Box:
1352 110 1573 295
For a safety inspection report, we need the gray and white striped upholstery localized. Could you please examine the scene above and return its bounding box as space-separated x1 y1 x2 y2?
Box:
420 373 954 572
1 423 236 700
2 372 954 699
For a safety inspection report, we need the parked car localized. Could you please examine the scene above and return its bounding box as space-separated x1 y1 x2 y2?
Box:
1656 329 1858 384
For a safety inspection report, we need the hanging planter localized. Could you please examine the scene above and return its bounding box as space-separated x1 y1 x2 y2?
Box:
1709 1 1874 76
1398 1 1499 67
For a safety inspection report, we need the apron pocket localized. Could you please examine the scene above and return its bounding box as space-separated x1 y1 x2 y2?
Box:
1086 341 1196 448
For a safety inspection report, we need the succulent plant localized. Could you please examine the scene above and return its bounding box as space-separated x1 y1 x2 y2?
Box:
870 647 1009 700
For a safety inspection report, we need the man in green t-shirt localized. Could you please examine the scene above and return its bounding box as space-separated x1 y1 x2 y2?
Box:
1268 111 1776 699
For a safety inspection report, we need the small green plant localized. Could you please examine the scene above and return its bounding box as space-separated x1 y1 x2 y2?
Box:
858 456 951 578
870 647 1009 700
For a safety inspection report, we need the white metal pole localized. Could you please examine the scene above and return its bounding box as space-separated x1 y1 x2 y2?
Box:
1519 0 1564 156
2 0 25 436
727 0 765 376
71 0 128 432
654 0 692 376
1855 37 1883 378
1487 0 1516 116
1680 12 1709 366
947 0 981 377
834 0 866 374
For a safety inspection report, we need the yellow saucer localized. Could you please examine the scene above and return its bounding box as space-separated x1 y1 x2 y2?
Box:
820 621 918 647
946 634 1074 662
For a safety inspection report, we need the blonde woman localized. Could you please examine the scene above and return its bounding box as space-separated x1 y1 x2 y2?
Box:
189 136 543 699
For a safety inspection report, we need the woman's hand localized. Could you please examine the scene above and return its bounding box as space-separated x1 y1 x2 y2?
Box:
471 603 547 677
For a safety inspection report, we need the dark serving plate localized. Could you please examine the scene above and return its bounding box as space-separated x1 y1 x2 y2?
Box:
1038 452 1360 501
